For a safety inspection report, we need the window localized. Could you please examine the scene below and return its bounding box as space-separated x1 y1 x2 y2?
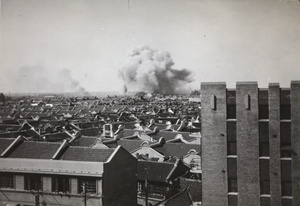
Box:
52 176 70 193
228 178 238 192
260 143 269 157
228 195 237 206
226 90 236 119
260 159 270 194
227 105 236 119
259 122 269 157
228 158 237 193
259 105 269 119
228 142 237 156
282 181 292 196
137 182 143 193
148 184 165 197
190 158 201 170
258 90 269 119
103 124 112 136
281 122 291 158
227 122 236 155
0 173 14 189
260 180 270 195
78 178 97 194
280 105 291 120
24 175 42 191
281 160 292 196
261 196 270 206
282 198 293 206
280 89 291 120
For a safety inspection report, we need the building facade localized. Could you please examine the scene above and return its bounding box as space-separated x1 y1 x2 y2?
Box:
201 81 300 206
0 141 137 206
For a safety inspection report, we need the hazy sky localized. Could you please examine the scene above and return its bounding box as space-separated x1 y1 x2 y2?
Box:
1 0 300 93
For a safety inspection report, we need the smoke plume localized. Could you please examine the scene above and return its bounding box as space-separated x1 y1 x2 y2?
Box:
16 66 88 95
119 46 194 94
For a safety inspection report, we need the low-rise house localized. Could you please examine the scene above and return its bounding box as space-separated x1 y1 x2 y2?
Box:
132 141 165 162
137 159 189 206
0 138 137 206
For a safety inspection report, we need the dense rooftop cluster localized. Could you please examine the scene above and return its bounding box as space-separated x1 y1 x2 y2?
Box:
0 93 202 205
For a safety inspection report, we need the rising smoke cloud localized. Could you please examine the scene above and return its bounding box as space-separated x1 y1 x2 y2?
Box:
119 46 194 94
16 66 88 95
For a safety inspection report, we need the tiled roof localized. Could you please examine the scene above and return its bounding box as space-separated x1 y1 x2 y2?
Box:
123 129 137 137
45 132 72 141
150 131 196 143
117 139 144 152
7 141 61 159
162 188 193 206
161 143 200 157
103 141 118 149
148 124 167 131
75 136 97 147
152 142 200 158
80 127 100 136
60 146 114 162
137 160 175 182
180 178 202 202
0 138 15 154
0 131 22 138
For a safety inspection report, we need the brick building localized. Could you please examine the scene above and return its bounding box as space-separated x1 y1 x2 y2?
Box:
201 81 300 206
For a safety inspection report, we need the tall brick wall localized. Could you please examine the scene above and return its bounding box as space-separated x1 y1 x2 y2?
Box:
236 82 260 206
201 82 228 206
291 81 300 206
269 83 282 206
201 81 299 206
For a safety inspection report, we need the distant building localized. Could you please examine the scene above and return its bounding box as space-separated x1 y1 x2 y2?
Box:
201 81 300 206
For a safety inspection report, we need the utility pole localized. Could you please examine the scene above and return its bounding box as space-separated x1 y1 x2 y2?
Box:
35 194 40 206
83 182 87 206
145 178 148 206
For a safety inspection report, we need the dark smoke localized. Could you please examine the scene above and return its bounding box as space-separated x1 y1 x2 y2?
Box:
123 84 128 95
17 66 88 94
119 45 194 94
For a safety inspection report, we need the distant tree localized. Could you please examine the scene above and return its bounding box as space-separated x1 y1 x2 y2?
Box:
0 93 5 102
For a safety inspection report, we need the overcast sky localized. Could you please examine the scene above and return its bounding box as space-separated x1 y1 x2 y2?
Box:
1 0 300 93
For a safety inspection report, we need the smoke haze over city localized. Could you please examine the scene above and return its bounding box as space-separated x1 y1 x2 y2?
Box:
1 0 300 93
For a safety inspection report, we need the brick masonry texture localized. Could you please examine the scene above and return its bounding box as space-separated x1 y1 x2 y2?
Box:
291 81 300 206
269 83 282 206
201 81 300 206
236 82 260 206
201 82 228 206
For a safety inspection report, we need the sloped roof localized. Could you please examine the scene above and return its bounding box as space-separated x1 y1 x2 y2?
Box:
60 146 114 162
150 131 194 142
117 139 144 152
137 160 175 182
152 142 200 158
45 132 72 141
80 127 100 136
103 140 118 149
161 188 193 206
161 143 200 157
0 138 15 154
0 131 22 138
123 129 137 137
7 141 61 159
179 178 202 202
75 136 97 147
